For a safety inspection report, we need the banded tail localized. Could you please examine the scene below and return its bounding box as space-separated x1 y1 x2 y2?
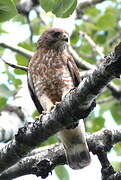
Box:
58 120 90 169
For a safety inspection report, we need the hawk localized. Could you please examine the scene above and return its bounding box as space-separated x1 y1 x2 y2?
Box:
27 28 90 169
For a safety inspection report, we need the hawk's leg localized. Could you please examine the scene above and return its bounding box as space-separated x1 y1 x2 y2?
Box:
39 94 54 113
35 94 54 120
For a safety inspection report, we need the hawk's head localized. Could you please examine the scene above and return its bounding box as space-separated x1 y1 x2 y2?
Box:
37 28 69 50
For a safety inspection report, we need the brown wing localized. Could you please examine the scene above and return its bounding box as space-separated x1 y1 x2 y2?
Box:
27 73 43 114
67 56 81 87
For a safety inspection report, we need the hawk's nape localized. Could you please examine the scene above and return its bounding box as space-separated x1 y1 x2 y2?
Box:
27 27 91 169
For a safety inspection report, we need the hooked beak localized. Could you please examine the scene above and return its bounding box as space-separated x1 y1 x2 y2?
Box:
63 33 69 42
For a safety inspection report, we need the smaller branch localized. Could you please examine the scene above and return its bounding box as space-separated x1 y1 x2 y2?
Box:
107 82 121 101
0 57 28 72
26 15 34 43
76 0 106 18
78 32 121 103
108 31 121 47
80 31 104 59
97 152 115 180
68 46 94 70
77 0 106 9
0 42 33 59
96 97 114 104
79 70 121 104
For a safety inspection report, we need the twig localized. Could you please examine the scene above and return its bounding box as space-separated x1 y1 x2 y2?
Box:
0 57 28 72
0 42 33 59
68 46 95 70
107 82 121 101
80 31 104 58
96 96 114 104
79 31 121 101
108 31 121 47
76 0 107 18
77 0 107 9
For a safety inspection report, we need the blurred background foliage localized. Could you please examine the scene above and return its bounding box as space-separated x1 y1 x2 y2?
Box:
1 0 121 179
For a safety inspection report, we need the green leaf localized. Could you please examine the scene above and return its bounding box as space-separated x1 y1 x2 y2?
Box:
87 116 105 132
0 0 17 22
14 68 26 75
96 12 116 30
7 72 22 88
55 166 70 180
13 79 22 87
0 97 7 108
111 162 121 171
70 31 79 44
85 7 100 17
95 31 108 45
41 135 58 146
61 0 77 18
110 103 121 124
0 84 13 98
99 96 115 116
114 143 121 156
40 0 77 18
15 54 28 66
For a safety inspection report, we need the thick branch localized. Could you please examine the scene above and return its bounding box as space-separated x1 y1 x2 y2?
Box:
1 127 121 179
0 42 121 173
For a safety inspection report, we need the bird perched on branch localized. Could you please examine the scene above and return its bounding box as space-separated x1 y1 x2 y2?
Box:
27 28 90 169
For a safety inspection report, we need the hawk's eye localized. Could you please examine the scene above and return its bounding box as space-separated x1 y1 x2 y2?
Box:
53 32 61 37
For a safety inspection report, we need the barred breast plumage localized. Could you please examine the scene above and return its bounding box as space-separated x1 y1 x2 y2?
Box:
27 27 91 170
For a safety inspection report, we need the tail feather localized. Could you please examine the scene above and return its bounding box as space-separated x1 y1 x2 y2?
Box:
58 120 91 169
65 143 90 169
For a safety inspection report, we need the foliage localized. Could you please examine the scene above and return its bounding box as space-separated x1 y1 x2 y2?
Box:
0 0 17 22
40 0 77 18
0 0 121 179
55 166 70 180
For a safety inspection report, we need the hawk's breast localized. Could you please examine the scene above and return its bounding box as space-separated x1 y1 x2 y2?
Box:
28 49 74 103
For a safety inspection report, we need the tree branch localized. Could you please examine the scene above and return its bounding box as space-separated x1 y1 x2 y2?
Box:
0 42 121 173
75 31 121 102
96 96 114 104
68 46 94 70
76 0 107 18
1 127 121 179
107 82 121 101
80 31 104 58
77 0 106 9
0 57 28 72
0 42 33 59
